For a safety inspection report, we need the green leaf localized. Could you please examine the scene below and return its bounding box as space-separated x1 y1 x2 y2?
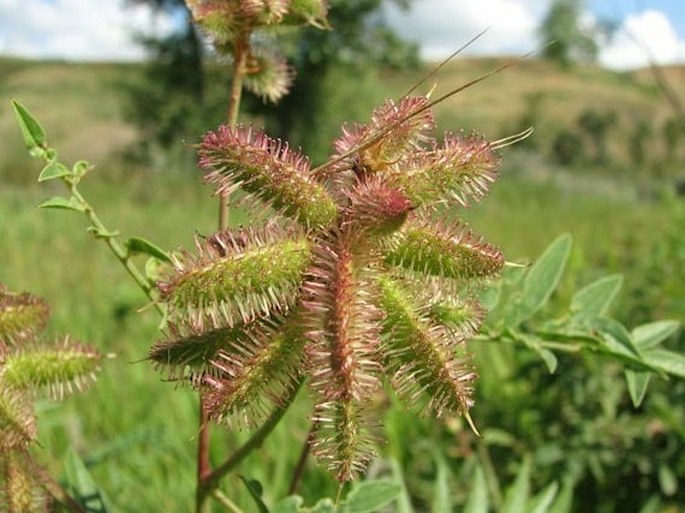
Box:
343 480 401 513
63 449 109 513
125 237 172 263
432 454 451 513
508 234 571 326
464 464 488 513
632 321 680 351
625 370 651 407
38 161 71 182
39 196 85 213
571 274 623 322
642 348 685 379
658 464 677 496
239 476 270 513
528 482 559 513
73 160 93 178
591 317 640 358
501 458 531 513
11 99 47 150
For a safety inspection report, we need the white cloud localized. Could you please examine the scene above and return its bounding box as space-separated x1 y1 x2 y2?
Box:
383 0 551 60
599 10 685 69
0 0 174 61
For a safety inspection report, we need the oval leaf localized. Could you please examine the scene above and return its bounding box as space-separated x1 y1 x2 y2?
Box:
571 274 623 322
38 161 71 182
344 480 402 513
625 370 651 408
643 349 685 379
632 321 680 351
124 237 171 263
39 196 85 213
12 100 47 149
509 234 571 327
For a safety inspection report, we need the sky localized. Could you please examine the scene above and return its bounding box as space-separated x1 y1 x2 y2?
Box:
0 0 684 69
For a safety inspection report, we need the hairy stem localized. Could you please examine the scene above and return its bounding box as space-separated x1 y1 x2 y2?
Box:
198 378 304 503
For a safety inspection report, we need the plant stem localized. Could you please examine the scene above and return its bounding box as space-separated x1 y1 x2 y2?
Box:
213 489 245 513
68 184 164 316
198 378 304 504
218 35 249 231
288 419 318 494
196 34 250 513
196 400 211 513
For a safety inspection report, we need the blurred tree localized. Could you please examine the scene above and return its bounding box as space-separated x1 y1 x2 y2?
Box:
266 0 419 161
125 0 208 151
539 0 598 67
125 0 419 162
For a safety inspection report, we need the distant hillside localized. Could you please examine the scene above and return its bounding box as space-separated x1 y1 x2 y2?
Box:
1 56 683 182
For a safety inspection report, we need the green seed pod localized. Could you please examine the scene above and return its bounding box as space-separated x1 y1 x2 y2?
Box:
202 317 307 426
159 227 312 327
378 276 475 417
0 289 50 348
384 220 504 280
1 449 47 513
1 337 101 399
390 133 500 208
0 390 36 450
282 0 328 28
200 126 338 229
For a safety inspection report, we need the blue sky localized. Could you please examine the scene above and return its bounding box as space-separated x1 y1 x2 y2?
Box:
0 0 684 69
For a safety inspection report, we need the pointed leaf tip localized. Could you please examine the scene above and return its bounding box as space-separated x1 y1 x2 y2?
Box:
12 99 47 150
38 196 85 213
38 161 71 182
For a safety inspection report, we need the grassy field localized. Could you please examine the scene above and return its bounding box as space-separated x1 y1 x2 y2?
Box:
1 56 684 511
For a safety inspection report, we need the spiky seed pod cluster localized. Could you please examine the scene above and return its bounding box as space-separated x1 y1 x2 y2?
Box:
0 285 102 511
154 93 505 481
184 0 328 102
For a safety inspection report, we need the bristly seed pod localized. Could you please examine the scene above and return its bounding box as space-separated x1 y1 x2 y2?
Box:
202 316 306 426
0 390 36 450
200 126 338 229
159 226 312 327
156 86 515 481
384 219 504 281
1 337 102 400
377 276 475 418
0 289 50 349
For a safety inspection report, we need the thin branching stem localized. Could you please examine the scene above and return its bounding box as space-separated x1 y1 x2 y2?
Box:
198 378 305 503
288 419 318 494
68 184 164 315
219 35 249 231
213 489 245 513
